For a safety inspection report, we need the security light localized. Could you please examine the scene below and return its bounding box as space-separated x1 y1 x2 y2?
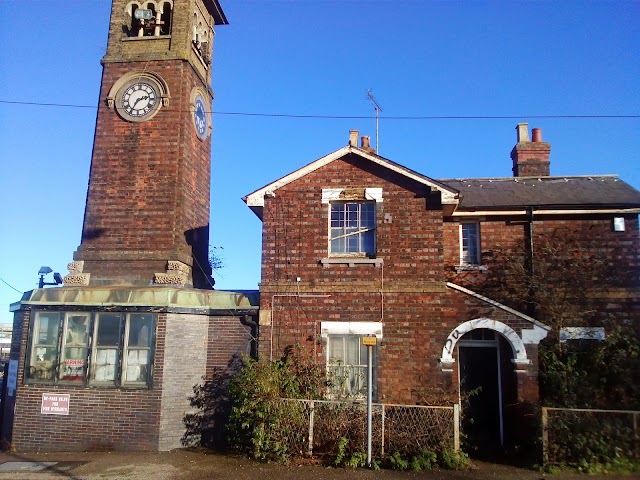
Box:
38 267 63 288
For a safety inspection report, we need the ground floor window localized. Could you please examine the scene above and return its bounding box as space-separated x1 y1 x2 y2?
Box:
326 334 377 399
27 311 156 387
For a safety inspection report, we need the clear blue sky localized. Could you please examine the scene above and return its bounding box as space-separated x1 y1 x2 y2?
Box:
1 0 638 323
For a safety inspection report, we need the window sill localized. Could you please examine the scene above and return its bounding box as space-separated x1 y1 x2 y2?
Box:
454 264 488 272
320 257 383 268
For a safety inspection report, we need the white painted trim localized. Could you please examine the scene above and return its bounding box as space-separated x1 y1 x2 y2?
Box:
440 318 530 366
521 324 549 345
320 321 383 339
452 208 640 217
243 146 459 207
446 282 550 331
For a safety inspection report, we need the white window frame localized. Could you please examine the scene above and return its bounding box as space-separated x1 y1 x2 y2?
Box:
460 222 481 265
329 201 377 257
321 321 382 400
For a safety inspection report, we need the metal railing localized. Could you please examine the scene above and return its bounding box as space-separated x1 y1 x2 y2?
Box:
542 406 640 465
264 398 459 458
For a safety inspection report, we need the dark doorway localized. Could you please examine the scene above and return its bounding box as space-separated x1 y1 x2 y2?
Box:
458 328 504 459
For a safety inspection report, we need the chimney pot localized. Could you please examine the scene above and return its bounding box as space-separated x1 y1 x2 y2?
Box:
531 128 542 142
349 130 359 147
516 123 529 143
361 136 371 149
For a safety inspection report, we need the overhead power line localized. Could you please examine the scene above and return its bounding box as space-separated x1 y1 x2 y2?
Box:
0 276 23 294
0 99 638 120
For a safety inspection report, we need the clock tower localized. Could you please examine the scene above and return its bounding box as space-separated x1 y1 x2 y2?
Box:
69 0 228 289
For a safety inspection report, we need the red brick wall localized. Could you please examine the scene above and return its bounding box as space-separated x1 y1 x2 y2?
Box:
74 60 212 287
258 154 544 406
7 309 166 452
445 214 640 324
206 316 255 376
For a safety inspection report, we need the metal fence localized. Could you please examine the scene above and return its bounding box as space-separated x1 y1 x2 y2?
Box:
542 407 640 465
263 398 459 458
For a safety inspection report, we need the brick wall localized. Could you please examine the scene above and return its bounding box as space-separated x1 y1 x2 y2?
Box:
74 59 212 287
257 154 544 406
7 308 166 451
445 214 640 325
206 316 255 376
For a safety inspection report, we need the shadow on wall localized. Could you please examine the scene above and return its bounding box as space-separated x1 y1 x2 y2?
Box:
185 225 214 289
182 356 244 449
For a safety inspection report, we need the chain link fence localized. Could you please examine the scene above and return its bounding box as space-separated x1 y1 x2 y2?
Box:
542 407 640 465
263 398 459 458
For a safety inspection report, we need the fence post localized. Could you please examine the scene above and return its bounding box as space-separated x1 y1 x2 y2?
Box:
634 412 638 459
541 407 549 466
308 400 314 456
453 404 460 452
381 404 385 457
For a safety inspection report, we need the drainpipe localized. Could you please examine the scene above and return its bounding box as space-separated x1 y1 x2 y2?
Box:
525 207 536 317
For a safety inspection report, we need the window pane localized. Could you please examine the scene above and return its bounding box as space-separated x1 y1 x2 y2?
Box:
96 313 121 346
125 349 150 383
91 313 121 384
329 202 376 255
327 334 376 398
60 313 89 382
461 223 480 264
28 312 60 381
128 314 153 347
345 336 360 365
123 313 155 385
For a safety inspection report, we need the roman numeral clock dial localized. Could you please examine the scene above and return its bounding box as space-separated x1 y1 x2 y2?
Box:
122 83 157 117
111 73 166 122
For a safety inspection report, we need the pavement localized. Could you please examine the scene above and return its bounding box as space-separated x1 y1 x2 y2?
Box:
0 448 637 480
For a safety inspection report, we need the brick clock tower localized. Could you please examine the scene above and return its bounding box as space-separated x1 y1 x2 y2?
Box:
4 0 259 453
69 0 228 288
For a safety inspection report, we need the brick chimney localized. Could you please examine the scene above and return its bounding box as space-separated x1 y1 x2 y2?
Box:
360 135 376 153
349 130 359 147
511 123 551 177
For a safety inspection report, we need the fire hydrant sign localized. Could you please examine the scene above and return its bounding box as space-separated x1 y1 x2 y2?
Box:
41 393 70 415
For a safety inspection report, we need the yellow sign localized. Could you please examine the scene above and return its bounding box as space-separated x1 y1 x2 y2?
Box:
362 336 377 346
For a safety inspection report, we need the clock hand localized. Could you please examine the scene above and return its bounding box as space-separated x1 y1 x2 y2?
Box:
132 95 150 107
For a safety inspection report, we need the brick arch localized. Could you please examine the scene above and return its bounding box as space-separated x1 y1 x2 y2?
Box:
439 318 529 370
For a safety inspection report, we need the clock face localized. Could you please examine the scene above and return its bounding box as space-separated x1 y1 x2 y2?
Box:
194 94 208 139
121 82 158 118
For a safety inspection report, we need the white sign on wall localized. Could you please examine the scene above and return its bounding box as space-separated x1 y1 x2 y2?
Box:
41 393 70 415
7 360 17 397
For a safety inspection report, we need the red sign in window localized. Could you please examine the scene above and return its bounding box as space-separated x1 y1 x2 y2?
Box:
41 393 70 415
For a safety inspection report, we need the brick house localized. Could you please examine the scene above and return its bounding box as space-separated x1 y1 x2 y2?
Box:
243 126 640 453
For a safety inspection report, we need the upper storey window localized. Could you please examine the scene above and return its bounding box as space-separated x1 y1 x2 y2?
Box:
460 222 481 265
330 202 376 256
126 1 173 37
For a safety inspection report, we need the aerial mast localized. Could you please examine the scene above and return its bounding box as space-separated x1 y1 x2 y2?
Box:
366 89 383 153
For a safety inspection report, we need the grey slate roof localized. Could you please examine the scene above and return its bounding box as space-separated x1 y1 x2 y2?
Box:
438 176 640 210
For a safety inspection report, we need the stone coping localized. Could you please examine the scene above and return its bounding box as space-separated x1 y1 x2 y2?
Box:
11 287 259 311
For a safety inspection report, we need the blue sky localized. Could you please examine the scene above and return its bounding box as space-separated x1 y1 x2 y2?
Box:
0 0 638 323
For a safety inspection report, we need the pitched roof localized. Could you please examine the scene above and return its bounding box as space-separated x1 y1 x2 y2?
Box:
439 175 640 211
243 145 459 218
